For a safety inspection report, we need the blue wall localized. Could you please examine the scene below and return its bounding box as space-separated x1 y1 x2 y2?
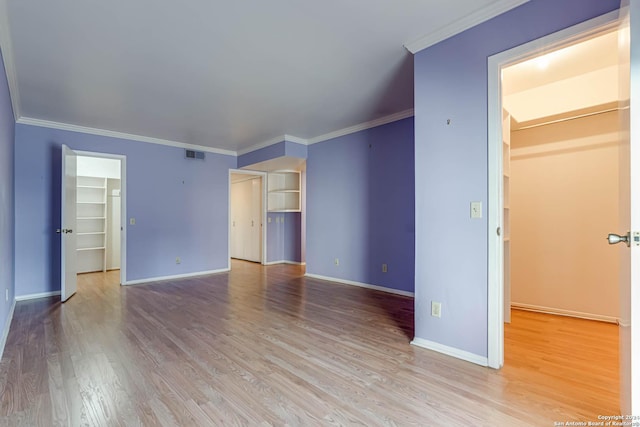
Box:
237 140 307 168
413 0 620 357
14 124 235 296
0 48 15 351
306 117 414 293
267 212 301 263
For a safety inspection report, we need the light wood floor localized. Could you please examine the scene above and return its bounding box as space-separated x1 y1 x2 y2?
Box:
0 261 619 426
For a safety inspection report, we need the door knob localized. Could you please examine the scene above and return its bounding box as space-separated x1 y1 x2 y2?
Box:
56 228 73 234
607 232 630 247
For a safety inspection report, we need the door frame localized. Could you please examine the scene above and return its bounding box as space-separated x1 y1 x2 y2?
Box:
75 150 127 285
228 169 267 267
486 11 620 369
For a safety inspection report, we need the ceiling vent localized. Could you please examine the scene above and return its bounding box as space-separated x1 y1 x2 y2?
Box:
185 149 205 160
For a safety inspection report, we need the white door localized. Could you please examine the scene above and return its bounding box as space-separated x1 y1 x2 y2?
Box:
616 0 640 414
230 181 245 259
245 178 262 262
230 177 262 262
60 145 78 302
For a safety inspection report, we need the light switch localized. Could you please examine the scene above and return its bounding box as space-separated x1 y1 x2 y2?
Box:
470 202 482 219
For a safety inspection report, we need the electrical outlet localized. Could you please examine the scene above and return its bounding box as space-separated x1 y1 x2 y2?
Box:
129 217 136 225
431 301 442 318
176 257 181 264
334 258 339 266
382 263 388 273
470 201 482 219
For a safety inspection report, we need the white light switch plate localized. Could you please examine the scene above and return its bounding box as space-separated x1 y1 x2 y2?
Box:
470 202 482 219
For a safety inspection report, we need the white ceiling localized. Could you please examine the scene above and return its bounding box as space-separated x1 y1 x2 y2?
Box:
0 0 527 153
503 30 619 125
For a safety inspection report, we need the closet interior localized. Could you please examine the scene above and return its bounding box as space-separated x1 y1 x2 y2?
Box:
76 156 121 274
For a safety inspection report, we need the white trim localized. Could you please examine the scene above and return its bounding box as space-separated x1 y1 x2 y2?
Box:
15 291 61 301
487 11 621 370
237 134 311 157
237 109 415 156
306 109 415 145
17 110 414 158
284 135 308 145
511 303 620 324
0 1 21 120
123 268 229 286
304 273 414 297
404 0 530 54
264 260 306 266
0 299 16 360
410 338 489 367
17 117 237 157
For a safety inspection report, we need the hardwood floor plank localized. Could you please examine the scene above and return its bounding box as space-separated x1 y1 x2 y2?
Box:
0 262 620 426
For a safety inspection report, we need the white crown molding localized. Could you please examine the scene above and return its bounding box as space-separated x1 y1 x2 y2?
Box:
306 109 414 145
404 0 530 54
16 117 237 156
283 134 308 145
238 109 415 156
0 1 21 120
18 108 414 158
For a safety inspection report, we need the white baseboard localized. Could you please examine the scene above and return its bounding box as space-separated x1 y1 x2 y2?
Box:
264 260 306 266
411 337 488 367
0 299 16 361
15 291 61 301
124 268 230 286
304 273 414 297
511 302 619 324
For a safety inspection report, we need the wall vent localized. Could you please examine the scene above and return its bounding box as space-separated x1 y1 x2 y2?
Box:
185 149 205 160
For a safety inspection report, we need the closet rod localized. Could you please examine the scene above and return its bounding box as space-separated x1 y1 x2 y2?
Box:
514 106 622 131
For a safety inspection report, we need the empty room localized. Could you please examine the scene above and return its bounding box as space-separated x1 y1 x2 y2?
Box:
0 0 638 425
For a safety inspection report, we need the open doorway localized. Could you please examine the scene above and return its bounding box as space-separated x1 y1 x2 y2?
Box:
502 29 620 324
75 151 127 287
229 170 266 265
502 30 622 331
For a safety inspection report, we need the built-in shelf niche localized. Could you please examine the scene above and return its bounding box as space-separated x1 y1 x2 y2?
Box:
267 171 301 212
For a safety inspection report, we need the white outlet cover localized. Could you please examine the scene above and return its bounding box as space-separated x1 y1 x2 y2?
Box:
470 201 482 219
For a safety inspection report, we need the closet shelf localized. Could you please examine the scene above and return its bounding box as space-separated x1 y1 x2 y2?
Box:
268 189 300 194
77 232 106 236
77 216 106 220
77 201 106 205
77 247 105 252
77 185 106 189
